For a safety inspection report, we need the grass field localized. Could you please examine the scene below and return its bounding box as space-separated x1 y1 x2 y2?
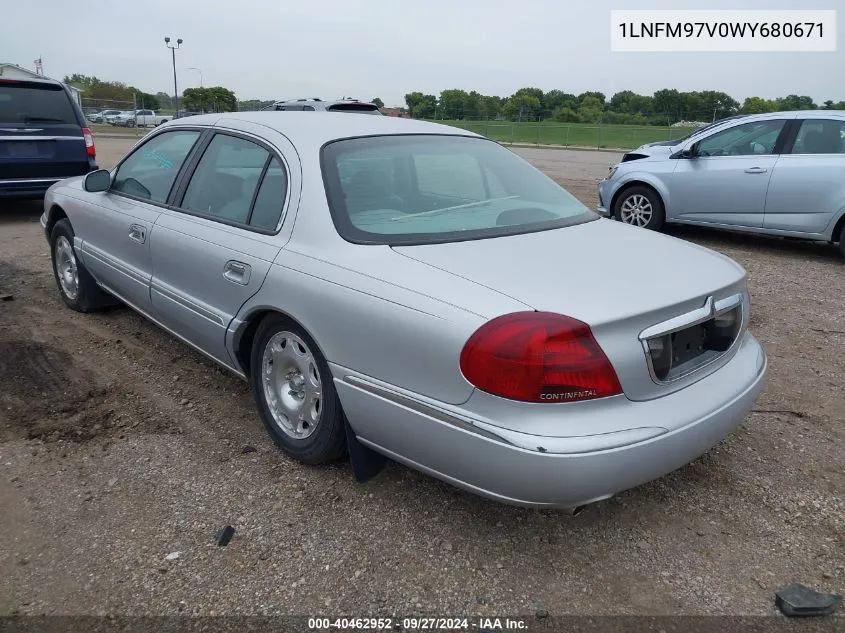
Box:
428 119 697 150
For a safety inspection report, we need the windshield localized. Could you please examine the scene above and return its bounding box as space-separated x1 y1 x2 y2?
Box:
321 134 595 245
0 81 78 124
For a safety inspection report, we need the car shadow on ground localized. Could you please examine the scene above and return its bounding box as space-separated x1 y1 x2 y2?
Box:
0 200 43 225
664 224 843 263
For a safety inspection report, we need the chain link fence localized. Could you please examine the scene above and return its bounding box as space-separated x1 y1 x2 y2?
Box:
81 96 179 134
422 116 698 150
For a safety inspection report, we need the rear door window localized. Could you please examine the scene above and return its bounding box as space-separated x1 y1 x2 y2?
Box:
790 119 845 154
180 133 270 224
0 81 77 124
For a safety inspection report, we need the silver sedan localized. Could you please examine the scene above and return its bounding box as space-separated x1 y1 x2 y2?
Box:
598 111 845 258
42 113 767 511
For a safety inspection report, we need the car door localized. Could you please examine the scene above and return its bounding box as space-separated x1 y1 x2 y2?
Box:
148 130 292 367
764 118 845 235
76 128 202 312
668 118 790 228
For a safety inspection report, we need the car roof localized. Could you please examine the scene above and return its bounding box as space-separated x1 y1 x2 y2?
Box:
0 75 64 87
165 111 480 149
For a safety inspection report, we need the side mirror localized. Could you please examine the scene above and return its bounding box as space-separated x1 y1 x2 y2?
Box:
84 169 111 192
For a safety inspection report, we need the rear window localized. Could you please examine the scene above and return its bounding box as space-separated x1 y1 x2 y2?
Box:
0 81 78 124
321 135 595 246
328 103 381 115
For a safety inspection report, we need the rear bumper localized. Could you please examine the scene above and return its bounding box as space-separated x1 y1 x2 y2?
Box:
0 177 64 199
334 332 767 509
1 164 96 199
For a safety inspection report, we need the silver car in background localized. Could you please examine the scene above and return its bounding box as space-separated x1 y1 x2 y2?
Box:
41 113 766 511
598 111 845 258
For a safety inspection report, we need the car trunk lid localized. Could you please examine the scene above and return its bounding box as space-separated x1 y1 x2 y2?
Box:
393 218 748 401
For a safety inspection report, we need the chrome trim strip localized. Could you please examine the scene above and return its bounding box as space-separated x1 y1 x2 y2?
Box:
151 282 226 326
0 135 83 141
343 375 513 446
639 293 747 385
81 246 150 287
639 293 742 340
0 177 64 184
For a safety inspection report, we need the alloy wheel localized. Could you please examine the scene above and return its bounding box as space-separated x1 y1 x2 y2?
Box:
620 194 653 227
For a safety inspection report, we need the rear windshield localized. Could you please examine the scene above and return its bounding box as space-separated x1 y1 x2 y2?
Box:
321 135 595 245
328 103 381 114
0 81 78 124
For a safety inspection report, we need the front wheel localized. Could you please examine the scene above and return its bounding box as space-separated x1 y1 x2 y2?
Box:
50 219 113 312
614 185 665 231
250 315 347 464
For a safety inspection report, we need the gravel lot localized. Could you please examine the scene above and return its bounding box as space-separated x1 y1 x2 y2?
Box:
0 137 843 618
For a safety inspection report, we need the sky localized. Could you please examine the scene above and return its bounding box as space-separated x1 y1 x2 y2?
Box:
3 0 843 107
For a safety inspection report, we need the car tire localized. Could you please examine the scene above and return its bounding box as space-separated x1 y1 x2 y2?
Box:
838 224 845 259
250 314 347 465
613 185 665 231
50 219 112 313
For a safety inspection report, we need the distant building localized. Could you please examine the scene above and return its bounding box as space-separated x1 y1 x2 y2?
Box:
0 62 82 107
380 107 410 118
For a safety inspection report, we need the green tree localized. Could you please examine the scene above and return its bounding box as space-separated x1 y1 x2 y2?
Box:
438 89 470 119
503 94 541 121
741 96 779 114
652 89 684 123
182 86 237 112
578 95 604 123
551 106 579 122
371 97 384 108
404 92 436 119
777 94 817 110
577 91 606 106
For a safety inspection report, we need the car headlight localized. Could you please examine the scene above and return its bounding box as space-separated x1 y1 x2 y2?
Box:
607 165 619 180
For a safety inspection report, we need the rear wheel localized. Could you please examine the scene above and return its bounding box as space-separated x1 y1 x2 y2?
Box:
250 315 346 464
50 219 112 312
614 185 665 231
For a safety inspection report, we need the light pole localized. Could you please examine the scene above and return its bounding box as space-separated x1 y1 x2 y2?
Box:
164 37 183 116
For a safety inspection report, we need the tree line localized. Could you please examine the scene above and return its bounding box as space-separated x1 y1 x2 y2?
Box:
404 88 845 125
63 74 239 113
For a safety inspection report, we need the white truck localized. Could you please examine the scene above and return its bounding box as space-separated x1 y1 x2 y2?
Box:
112 109 171 128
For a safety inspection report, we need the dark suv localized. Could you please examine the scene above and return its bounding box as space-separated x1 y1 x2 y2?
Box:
0 76 98 199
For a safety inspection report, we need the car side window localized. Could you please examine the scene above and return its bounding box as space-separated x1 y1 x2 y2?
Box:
180 134 270 225
791 119 845 155
303 106 315 111
249 158 288 230
112 130 201 202
696 120 786 157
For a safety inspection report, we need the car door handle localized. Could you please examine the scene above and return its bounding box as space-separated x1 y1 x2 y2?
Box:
744 167 767 174
223 260 251 285
128 224 146 244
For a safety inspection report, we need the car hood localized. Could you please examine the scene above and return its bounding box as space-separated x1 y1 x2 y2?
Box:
392 218 745 325
628 144 678 158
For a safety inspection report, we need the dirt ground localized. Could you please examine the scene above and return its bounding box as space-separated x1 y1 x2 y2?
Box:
0 138 843 617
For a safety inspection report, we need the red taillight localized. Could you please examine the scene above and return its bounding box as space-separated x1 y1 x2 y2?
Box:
459 312 622 403
82 127 96 157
